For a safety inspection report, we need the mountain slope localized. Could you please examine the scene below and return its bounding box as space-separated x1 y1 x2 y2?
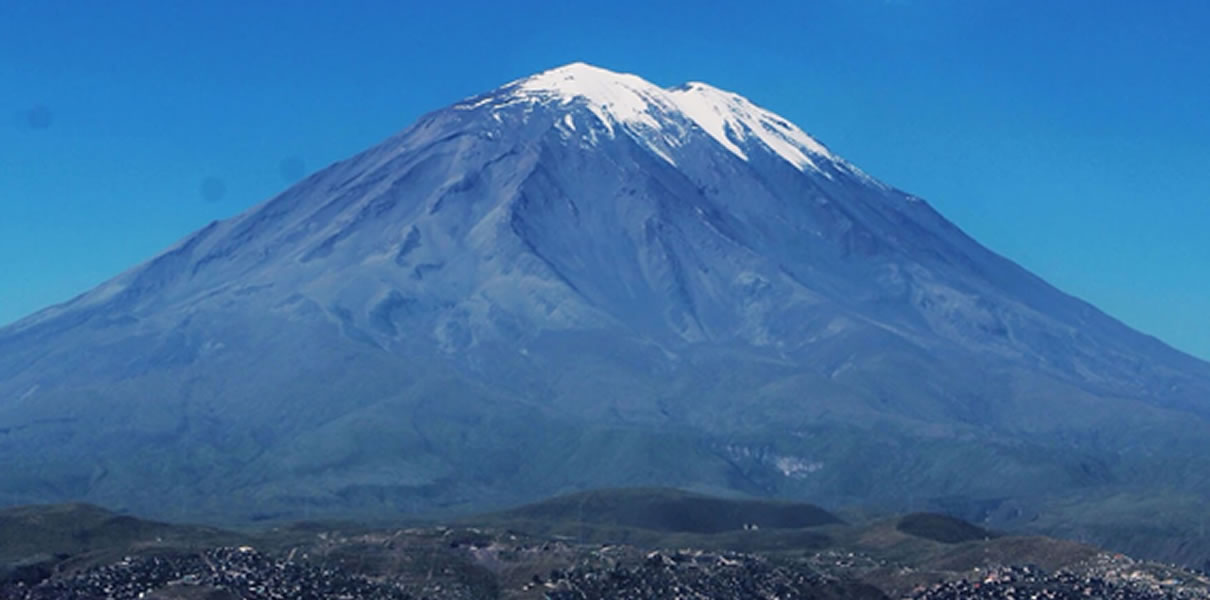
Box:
1 63 1207 561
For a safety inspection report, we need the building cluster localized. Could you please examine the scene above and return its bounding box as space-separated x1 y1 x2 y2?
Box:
527 549 848 600
3 532 1209 600
0 546 413 600
909 564 1210 600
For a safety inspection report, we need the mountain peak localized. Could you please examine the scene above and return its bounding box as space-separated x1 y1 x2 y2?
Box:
506 62 672 138
488 62 838 173
520 62 654 93
4 62 1210 560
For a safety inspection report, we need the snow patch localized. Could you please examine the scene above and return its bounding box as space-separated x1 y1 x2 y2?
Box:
18 384 39 402
455 95 495 110
774 456 824 479
669 82 833 172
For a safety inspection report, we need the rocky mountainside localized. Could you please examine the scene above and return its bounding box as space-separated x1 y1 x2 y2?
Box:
1 63 1208 561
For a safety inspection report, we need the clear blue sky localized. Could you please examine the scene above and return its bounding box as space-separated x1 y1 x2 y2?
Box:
2 0 1208 359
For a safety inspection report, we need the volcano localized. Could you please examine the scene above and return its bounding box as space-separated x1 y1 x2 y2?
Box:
2 63 1207 559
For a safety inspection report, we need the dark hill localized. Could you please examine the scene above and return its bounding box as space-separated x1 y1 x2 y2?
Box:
0 503 244 586
895 512 997 544
474 487 843 535
0 503 233 561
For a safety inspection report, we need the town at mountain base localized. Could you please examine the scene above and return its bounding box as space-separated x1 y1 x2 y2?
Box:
1 63 1208 564
3 490 1209 600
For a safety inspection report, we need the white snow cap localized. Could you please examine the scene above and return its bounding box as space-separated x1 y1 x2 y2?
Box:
483 62 843 173
514 62 673 136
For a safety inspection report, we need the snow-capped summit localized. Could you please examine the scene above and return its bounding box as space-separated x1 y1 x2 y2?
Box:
466 62 840 174
510 62 670 118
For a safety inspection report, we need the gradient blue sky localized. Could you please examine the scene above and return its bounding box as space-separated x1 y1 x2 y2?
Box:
2 0 1208 359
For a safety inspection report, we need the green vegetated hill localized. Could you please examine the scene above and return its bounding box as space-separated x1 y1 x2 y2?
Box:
0 502 247 587
895 512 996 544
462 487 844 553
471 487 842 533
0 503 242 563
